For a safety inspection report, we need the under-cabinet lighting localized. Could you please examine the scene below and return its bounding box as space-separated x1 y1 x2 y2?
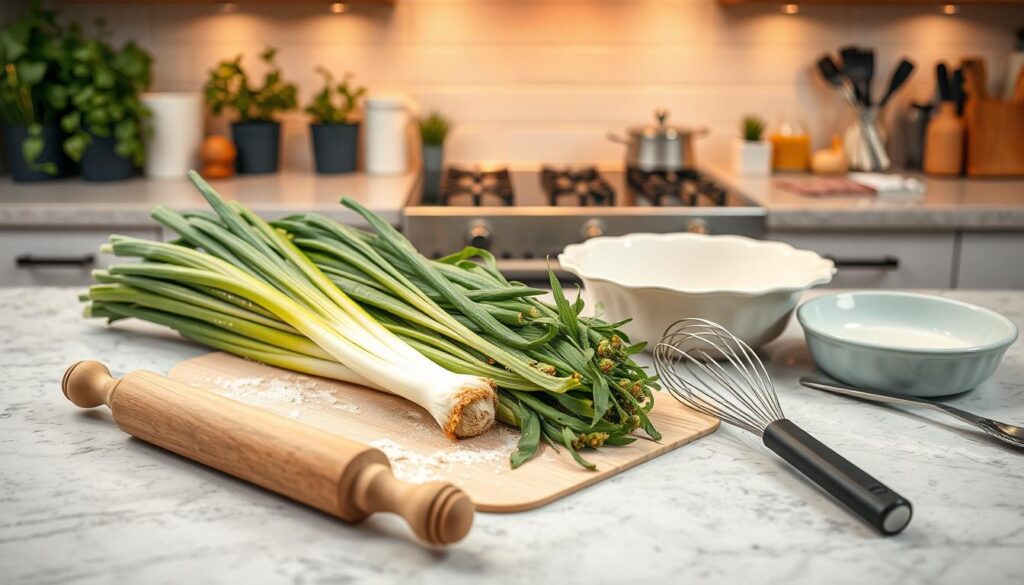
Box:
220 2 238 14
942 4 959 15
781 4 800 15
330 2 347 14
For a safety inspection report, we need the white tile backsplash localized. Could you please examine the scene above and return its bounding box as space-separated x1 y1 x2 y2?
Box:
60 0 1024 168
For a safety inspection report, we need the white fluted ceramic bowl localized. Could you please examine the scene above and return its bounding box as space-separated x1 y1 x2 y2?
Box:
559 233 835 349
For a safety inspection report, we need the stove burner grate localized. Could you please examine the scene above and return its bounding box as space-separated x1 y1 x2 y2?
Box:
440 167 514 206
540 166 615 206
627 168 727 207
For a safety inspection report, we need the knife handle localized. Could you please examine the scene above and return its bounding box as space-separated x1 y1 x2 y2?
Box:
62 360 474 545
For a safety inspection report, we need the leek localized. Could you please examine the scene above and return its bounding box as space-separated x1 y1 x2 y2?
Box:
82 170 661 469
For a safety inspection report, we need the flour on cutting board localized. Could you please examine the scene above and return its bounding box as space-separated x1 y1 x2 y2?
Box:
198 374 523 481
205 375 362 417
370 425 522 483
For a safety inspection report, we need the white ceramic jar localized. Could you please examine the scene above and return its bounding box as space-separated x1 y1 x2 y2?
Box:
364 93 412 175
141 92 203 179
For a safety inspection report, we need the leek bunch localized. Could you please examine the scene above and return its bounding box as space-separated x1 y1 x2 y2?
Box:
82 172 660 469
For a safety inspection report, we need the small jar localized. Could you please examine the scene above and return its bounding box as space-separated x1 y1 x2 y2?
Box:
769 118 811 172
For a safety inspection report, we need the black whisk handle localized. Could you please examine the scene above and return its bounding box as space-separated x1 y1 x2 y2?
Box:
762 419 912 535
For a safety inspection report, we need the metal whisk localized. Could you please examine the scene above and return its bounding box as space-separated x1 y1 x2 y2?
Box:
654 318 913 536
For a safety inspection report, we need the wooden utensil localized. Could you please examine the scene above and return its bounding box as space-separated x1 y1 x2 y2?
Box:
960 58 988 101
170 352 719 512
61 360 474 546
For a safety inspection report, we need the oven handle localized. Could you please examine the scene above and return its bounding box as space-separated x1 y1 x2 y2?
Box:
825 255 900 270
16 253 96 268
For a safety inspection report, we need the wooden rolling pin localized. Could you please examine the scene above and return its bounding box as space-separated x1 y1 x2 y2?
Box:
61 361 474 545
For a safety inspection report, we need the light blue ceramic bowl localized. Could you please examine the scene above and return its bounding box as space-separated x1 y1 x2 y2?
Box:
797 292 1018 397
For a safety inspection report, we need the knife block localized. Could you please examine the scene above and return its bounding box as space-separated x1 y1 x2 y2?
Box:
965 99 1024 176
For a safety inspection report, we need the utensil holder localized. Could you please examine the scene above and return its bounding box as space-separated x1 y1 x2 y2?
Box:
965 99 1024 176
844 107 890 172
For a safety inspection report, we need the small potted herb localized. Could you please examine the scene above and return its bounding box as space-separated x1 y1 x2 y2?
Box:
204 47 297 174
418 111 451 199
305 67 365 174
59 22 153 181
0 3 73 182
732 115 772 177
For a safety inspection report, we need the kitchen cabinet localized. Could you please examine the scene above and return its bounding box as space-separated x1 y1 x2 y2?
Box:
769 230 956 289
0 227 160 287
956 231 1024 289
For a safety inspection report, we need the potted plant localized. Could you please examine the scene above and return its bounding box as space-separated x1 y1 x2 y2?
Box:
59 22 152 182
732 115 772 177
305 67 365 174
0 3 73 182
204 47 297 174
418 110 451 199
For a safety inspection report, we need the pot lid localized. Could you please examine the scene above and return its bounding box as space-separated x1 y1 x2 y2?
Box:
627 109 702 139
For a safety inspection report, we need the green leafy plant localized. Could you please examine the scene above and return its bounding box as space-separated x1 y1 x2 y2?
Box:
741 115 767 142
304 67 366 125
419 110 451 146
0 1 68 173
204 47 298 123
58 21 153 166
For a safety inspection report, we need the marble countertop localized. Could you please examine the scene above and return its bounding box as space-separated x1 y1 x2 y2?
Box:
707 166 1024 231
0 172 416 228
1 287 1023 585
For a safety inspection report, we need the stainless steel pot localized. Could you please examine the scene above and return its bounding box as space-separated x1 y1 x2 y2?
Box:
608 109 708 172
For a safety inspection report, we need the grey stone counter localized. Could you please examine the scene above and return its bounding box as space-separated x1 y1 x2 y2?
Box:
0 171 415 228
707 166 1024 231
1 288 1022 584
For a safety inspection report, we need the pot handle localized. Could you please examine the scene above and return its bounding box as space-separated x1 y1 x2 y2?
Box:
606 132 629 144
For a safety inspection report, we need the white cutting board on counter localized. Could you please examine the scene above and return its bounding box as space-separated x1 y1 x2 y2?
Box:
169 352 719 512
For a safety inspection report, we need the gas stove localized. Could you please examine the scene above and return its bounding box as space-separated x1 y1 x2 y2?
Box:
403 165 765 283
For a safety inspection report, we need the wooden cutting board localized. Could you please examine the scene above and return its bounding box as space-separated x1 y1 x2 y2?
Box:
169 352 718 513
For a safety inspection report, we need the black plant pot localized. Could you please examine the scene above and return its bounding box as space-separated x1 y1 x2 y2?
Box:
310 123 359 174
81 132 136 182
232 121 281 174
421 144 444 202
3 125 74 182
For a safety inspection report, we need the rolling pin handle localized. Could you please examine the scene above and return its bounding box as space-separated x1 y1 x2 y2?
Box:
62 361 120 409
351 463 474 546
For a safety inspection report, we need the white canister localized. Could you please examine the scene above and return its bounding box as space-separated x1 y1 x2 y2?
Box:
141 92 203 179
731 137 773 177
364 93 412 175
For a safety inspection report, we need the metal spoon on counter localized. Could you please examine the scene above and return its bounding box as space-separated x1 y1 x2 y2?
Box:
800 377 1024 449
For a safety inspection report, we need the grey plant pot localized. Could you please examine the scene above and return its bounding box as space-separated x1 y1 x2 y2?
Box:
231 121 281 174
310 123 359 174
422 144 444 201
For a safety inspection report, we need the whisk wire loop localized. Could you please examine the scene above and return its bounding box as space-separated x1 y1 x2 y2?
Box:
654 318 785 435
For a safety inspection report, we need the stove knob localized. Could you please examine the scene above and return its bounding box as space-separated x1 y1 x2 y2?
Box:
466 219 493 250
580 218 606 240
686 219 710 235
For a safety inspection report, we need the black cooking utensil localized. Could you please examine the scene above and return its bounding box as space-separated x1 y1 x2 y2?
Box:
951 67 966 114
840 46 871 106
863 48 876 106
817 54 858 105
936 62 951 102
656 320 913 536
879 59 916 108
